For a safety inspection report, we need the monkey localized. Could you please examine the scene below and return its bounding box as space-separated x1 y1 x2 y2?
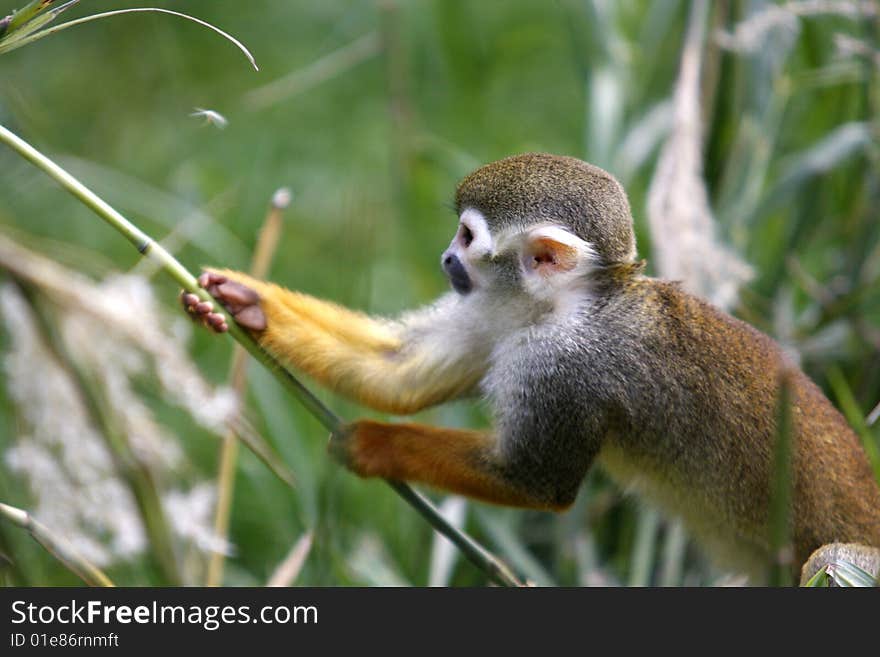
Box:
182 153 880 583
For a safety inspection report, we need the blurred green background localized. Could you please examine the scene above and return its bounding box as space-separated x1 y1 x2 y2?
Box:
0 0 877 586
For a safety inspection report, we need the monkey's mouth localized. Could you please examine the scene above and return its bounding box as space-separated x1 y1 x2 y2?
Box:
449 275 472 295
442 255 473 295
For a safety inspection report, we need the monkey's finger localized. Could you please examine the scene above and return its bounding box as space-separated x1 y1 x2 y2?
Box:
216 281 260 307
182 291 205 309
198 271 228 289
233 305 267 331
206 313 228 333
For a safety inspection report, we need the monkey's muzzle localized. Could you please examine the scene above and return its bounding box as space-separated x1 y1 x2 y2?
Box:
442 253 473 295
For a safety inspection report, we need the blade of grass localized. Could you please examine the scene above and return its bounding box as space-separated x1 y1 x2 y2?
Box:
3 0 53 35
0 501 115 587
266 530 313 587
802 566 830 587
0 122 524 587
826 560 878 587
0 1 78 43
0 6 257 68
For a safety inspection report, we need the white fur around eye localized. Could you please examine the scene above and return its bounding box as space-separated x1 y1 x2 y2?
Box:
458 208 493 256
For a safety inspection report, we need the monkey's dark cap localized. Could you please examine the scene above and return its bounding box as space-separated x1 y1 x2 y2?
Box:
455 153 637 265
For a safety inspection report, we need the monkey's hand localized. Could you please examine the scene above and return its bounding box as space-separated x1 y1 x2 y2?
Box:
181 271 267 333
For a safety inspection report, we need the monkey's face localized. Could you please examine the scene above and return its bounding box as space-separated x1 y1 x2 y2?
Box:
441 208 492 295
442 207 598 303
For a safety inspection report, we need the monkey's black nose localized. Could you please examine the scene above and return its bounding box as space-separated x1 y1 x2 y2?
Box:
442 253 472 295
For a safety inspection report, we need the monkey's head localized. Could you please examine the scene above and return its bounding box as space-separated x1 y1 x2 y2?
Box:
442 153 637 300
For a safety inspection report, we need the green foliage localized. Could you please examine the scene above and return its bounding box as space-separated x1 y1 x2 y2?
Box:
804 560 879 587
0 0 877 586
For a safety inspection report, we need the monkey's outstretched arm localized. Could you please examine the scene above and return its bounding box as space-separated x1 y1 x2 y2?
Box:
333 420 584 511
189 269 488 415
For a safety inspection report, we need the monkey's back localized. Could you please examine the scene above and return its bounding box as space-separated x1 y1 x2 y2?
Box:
593 277 880 577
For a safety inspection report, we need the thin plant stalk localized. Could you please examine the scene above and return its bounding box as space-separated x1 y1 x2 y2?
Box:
207 188 291 587
0 122 524 587
0 6 258 66
0 501 115 587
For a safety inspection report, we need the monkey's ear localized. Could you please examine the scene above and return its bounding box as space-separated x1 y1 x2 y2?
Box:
521 226 595 277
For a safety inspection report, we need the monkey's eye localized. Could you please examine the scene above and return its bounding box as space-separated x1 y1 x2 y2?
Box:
460 225 474 248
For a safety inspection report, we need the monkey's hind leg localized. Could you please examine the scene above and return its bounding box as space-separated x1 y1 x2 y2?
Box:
331 420 577 511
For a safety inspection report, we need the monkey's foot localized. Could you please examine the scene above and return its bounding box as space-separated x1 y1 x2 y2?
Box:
181 271 267 333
